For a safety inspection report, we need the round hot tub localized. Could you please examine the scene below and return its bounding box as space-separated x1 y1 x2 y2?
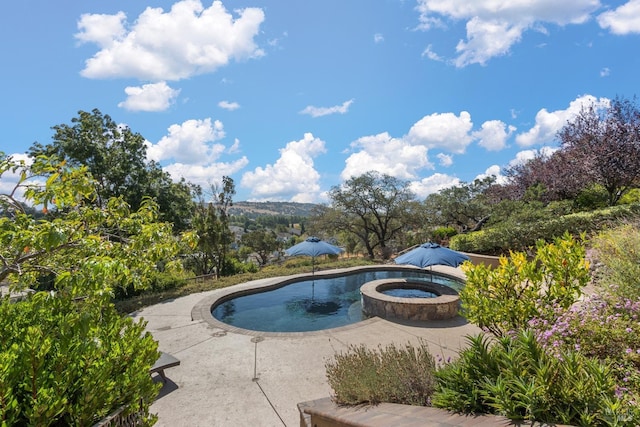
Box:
360 278 460 321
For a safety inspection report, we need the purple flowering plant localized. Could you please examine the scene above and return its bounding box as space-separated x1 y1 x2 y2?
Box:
530 292 640 406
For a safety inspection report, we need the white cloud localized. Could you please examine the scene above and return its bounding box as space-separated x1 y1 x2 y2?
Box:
240 133 326 202
416 0 601 66
341 132 431 181
598 0 640 34
300 99 354 118
406 111 473 153
422 44 445 61
473 120 515 151
76 0 265 81
218 100 240 111
475 164 508 185
600 67 611 77
410 173 461 199
164 157 249 189
374 33 384 43
436 153 453 167
147 118 226 164
454 18 525 67
117 81 180 112
508 146 558 168
515 94 609 146
228 138 241 154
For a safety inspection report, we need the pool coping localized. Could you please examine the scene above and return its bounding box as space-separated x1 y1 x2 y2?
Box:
191 264 465 338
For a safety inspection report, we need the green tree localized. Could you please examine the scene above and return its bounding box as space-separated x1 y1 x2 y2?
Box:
189 177 236 277
241 229 280 266
0 152 187 425
313 172 416 259
423 177 495 233
28 108 197 231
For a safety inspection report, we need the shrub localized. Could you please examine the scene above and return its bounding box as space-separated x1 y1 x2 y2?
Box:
450 204 640 255
433 331 637 426
325 342 436 406
591 223 640 301
0 293 160 426
531 294 640 411
430 226 457 243
459 233 590 338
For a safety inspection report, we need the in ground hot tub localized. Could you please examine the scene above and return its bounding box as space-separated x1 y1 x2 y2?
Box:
360 278 460 321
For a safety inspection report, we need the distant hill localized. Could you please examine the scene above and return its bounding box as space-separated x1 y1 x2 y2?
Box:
229 201 321 217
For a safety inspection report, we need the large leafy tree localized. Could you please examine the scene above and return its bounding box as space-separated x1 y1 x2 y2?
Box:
28 108 197 231
0 152 188 425
313 172 416 259
240 229 280 266
558 96 640 206
502 150 589 204
423 177 496 233
497 96 640 208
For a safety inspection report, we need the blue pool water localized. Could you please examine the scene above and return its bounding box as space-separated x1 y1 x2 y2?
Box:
382 288 437 298
211 269 463 333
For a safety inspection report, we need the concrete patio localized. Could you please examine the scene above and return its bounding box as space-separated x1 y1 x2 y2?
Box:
134 266 483 426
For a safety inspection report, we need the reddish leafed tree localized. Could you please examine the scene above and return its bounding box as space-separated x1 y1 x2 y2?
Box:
558 96 640 206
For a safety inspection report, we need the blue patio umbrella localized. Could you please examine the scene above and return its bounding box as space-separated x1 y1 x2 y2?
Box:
394 242 470 269
285 237 343 274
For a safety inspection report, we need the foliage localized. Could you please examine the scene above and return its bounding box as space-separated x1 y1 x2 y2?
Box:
531 294 640 411
429 226 458 243
573 184 610 210
240 229 280 266
0 153 186 424
619 189 640 205
0 293 160 426
423 177 495 233
325 342 436 406
502 151 589 204
115 256 378 314
0 153 185 295
459 233 590 338
432 331 636 426
450 203 640 255
312 171 417 259
187 177 236 277
498 96 640 207
28 108 197 231
591 223 640 301
558 96 640 206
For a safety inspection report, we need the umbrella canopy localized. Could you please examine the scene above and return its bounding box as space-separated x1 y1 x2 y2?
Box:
285 237 343 258
285 237 343 275
394 242 470 269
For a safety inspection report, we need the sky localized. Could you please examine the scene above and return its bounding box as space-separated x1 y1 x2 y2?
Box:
2 0 639 203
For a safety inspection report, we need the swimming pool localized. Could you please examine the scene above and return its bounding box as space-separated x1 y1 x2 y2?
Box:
210 268 463 333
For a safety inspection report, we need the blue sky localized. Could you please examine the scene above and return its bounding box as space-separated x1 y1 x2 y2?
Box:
2 0 639 202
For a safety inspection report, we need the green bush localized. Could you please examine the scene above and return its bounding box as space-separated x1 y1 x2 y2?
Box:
459 233 590 338
433 331 636 426
450 203 640 255
325 342 436 406
0 293 160 426
531 294 640 412
430 226 457 243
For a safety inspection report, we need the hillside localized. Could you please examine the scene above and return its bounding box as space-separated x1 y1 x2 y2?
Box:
229 201 321 218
